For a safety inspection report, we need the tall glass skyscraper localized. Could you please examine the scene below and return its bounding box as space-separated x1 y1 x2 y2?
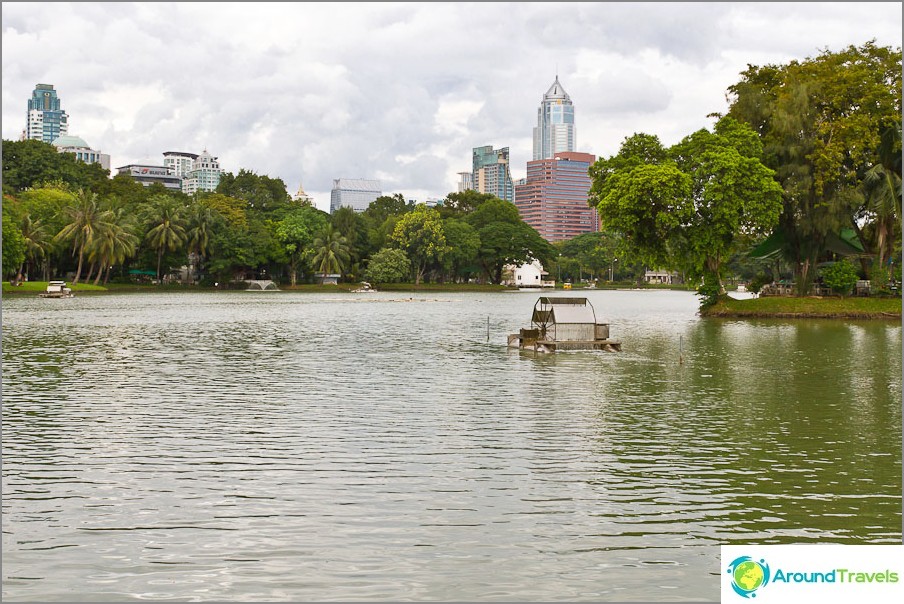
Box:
26 83 69 143
532 77 575 160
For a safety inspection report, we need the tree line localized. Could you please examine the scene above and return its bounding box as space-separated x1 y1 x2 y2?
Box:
1 143 557 287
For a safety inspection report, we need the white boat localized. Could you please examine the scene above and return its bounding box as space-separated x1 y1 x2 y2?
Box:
39 281 74 298
351 282 378 293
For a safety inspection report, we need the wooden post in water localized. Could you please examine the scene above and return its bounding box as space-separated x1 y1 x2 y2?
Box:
679 334 684 365
487 316 490 343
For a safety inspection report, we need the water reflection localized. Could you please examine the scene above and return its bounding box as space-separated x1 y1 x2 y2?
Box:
2 291 900 601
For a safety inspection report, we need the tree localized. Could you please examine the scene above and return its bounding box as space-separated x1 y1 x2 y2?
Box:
54 189 106 284
821 259 860 297
275 206 329 285
589 120 783 295
2 217 26 280
216 169 291 216
87 205 139 285
143 196 187 283
391 204 449 284
16 213 51 282
441 190 496 217
365 247 411 283
1 139 109 195
668 118 784 292
310 224 351 281
185 201 219 283
465 198 555 284
439 218 480 282
726 41 902 294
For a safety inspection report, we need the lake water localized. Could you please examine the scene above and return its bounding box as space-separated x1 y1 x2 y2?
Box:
2 289 901 601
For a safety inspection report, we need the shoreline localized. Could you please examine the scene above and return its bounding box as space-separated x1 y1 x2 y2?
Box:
701 295 902 320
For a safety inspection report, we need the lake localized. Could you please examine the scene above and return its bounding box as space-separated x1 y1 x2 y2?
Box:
2 289 901 601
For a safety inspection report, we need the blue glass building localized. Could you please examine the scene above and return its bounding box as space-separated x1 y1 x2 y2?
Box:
532 77 575 161
26 83 69 143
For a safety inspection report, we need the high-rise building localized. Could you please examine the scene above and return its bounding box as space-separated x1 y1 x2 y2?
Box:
533 77 575 161
514 151 597 243
472 145 513 202
457 171 473 193
163 151 199 179
51 135 111 171
330 178 382 213
183 149 222 195
26 83 69 143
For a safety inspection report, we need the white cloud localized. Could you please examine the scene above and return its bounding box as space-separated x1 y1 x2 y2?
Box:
3 2 901 213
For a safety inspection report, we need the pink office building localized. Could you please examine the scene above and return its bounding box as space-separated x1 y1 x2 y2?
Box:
514 151 598 243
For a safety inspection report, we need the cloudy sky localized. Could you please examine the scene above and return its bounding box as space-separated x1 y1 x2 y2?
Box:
2 2 901 213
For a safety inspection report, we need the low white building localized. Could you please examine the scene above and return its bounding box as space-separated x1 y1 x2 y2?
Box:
644 269 680 284
505 259 554 288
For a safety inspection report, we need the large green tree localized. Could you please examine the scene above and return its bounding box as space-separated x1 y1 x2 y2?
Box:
365 247 411 283
275 205 329 285
726 41 902 294
464 198 555 284
590 119 784 294
391 204 449 284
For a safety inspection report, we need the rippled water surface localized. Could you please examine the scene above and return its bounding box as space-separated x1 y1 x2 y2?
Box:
2 290 901 601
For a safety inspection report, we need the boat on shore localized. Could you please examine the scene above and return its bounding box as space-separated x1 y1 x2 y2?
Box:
39 281 74 298
508 296 621 353
351 281 378 293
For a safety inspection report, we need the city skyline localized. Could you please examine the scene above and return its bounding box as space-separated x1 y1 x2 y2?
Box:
2 3 900 213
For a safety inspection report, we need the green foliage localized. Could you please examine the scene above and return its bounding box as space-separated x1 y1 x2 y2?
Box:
590 117 783 292
365 247 411 283
311 224 351 279
216 169 290 216
748 273 772 294
275 206 329 284
821 259 860 296
391 204 449 284
727 41 902 294
696 274 724 309
2 217 26 278
2 139 109 195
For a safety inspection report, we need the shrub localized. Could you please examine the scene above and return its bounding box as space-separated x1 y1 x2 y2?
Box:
820 259 859 297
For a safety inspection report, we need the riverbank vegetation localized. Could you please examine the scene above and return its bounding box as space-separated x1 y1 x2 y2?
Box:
701 295 901 319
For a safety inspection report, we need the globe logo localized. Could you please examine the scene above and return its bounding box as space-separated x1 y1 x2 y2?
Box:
726 556 771 598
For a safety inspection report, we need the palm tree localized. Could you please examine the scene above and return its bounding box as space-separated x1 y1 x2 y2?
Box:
185 202 216 283
861 122 902 271
310 224 351 282
17 214 50 283
144 198 187 284
54 189 104 284
88 207 139 285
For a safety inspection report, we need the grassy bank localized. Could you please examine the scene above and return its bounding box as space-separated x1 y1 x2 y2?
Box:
2 281 109 295
702 295 902 319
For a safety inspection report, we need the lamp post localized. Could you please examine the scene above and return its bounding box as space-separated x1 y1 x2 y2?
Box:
557 254 562 284
609 258 618 282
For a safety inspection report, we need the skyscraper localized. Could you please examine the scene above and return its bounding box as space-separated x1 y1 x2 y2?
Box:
532 77 575 160
330 178 382 213
472 145 513 202
26 84 69 143
514 151 597 243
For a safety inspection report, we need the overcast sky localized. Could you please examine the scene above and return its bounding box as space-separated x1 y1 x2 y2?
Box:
2 2 901 213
